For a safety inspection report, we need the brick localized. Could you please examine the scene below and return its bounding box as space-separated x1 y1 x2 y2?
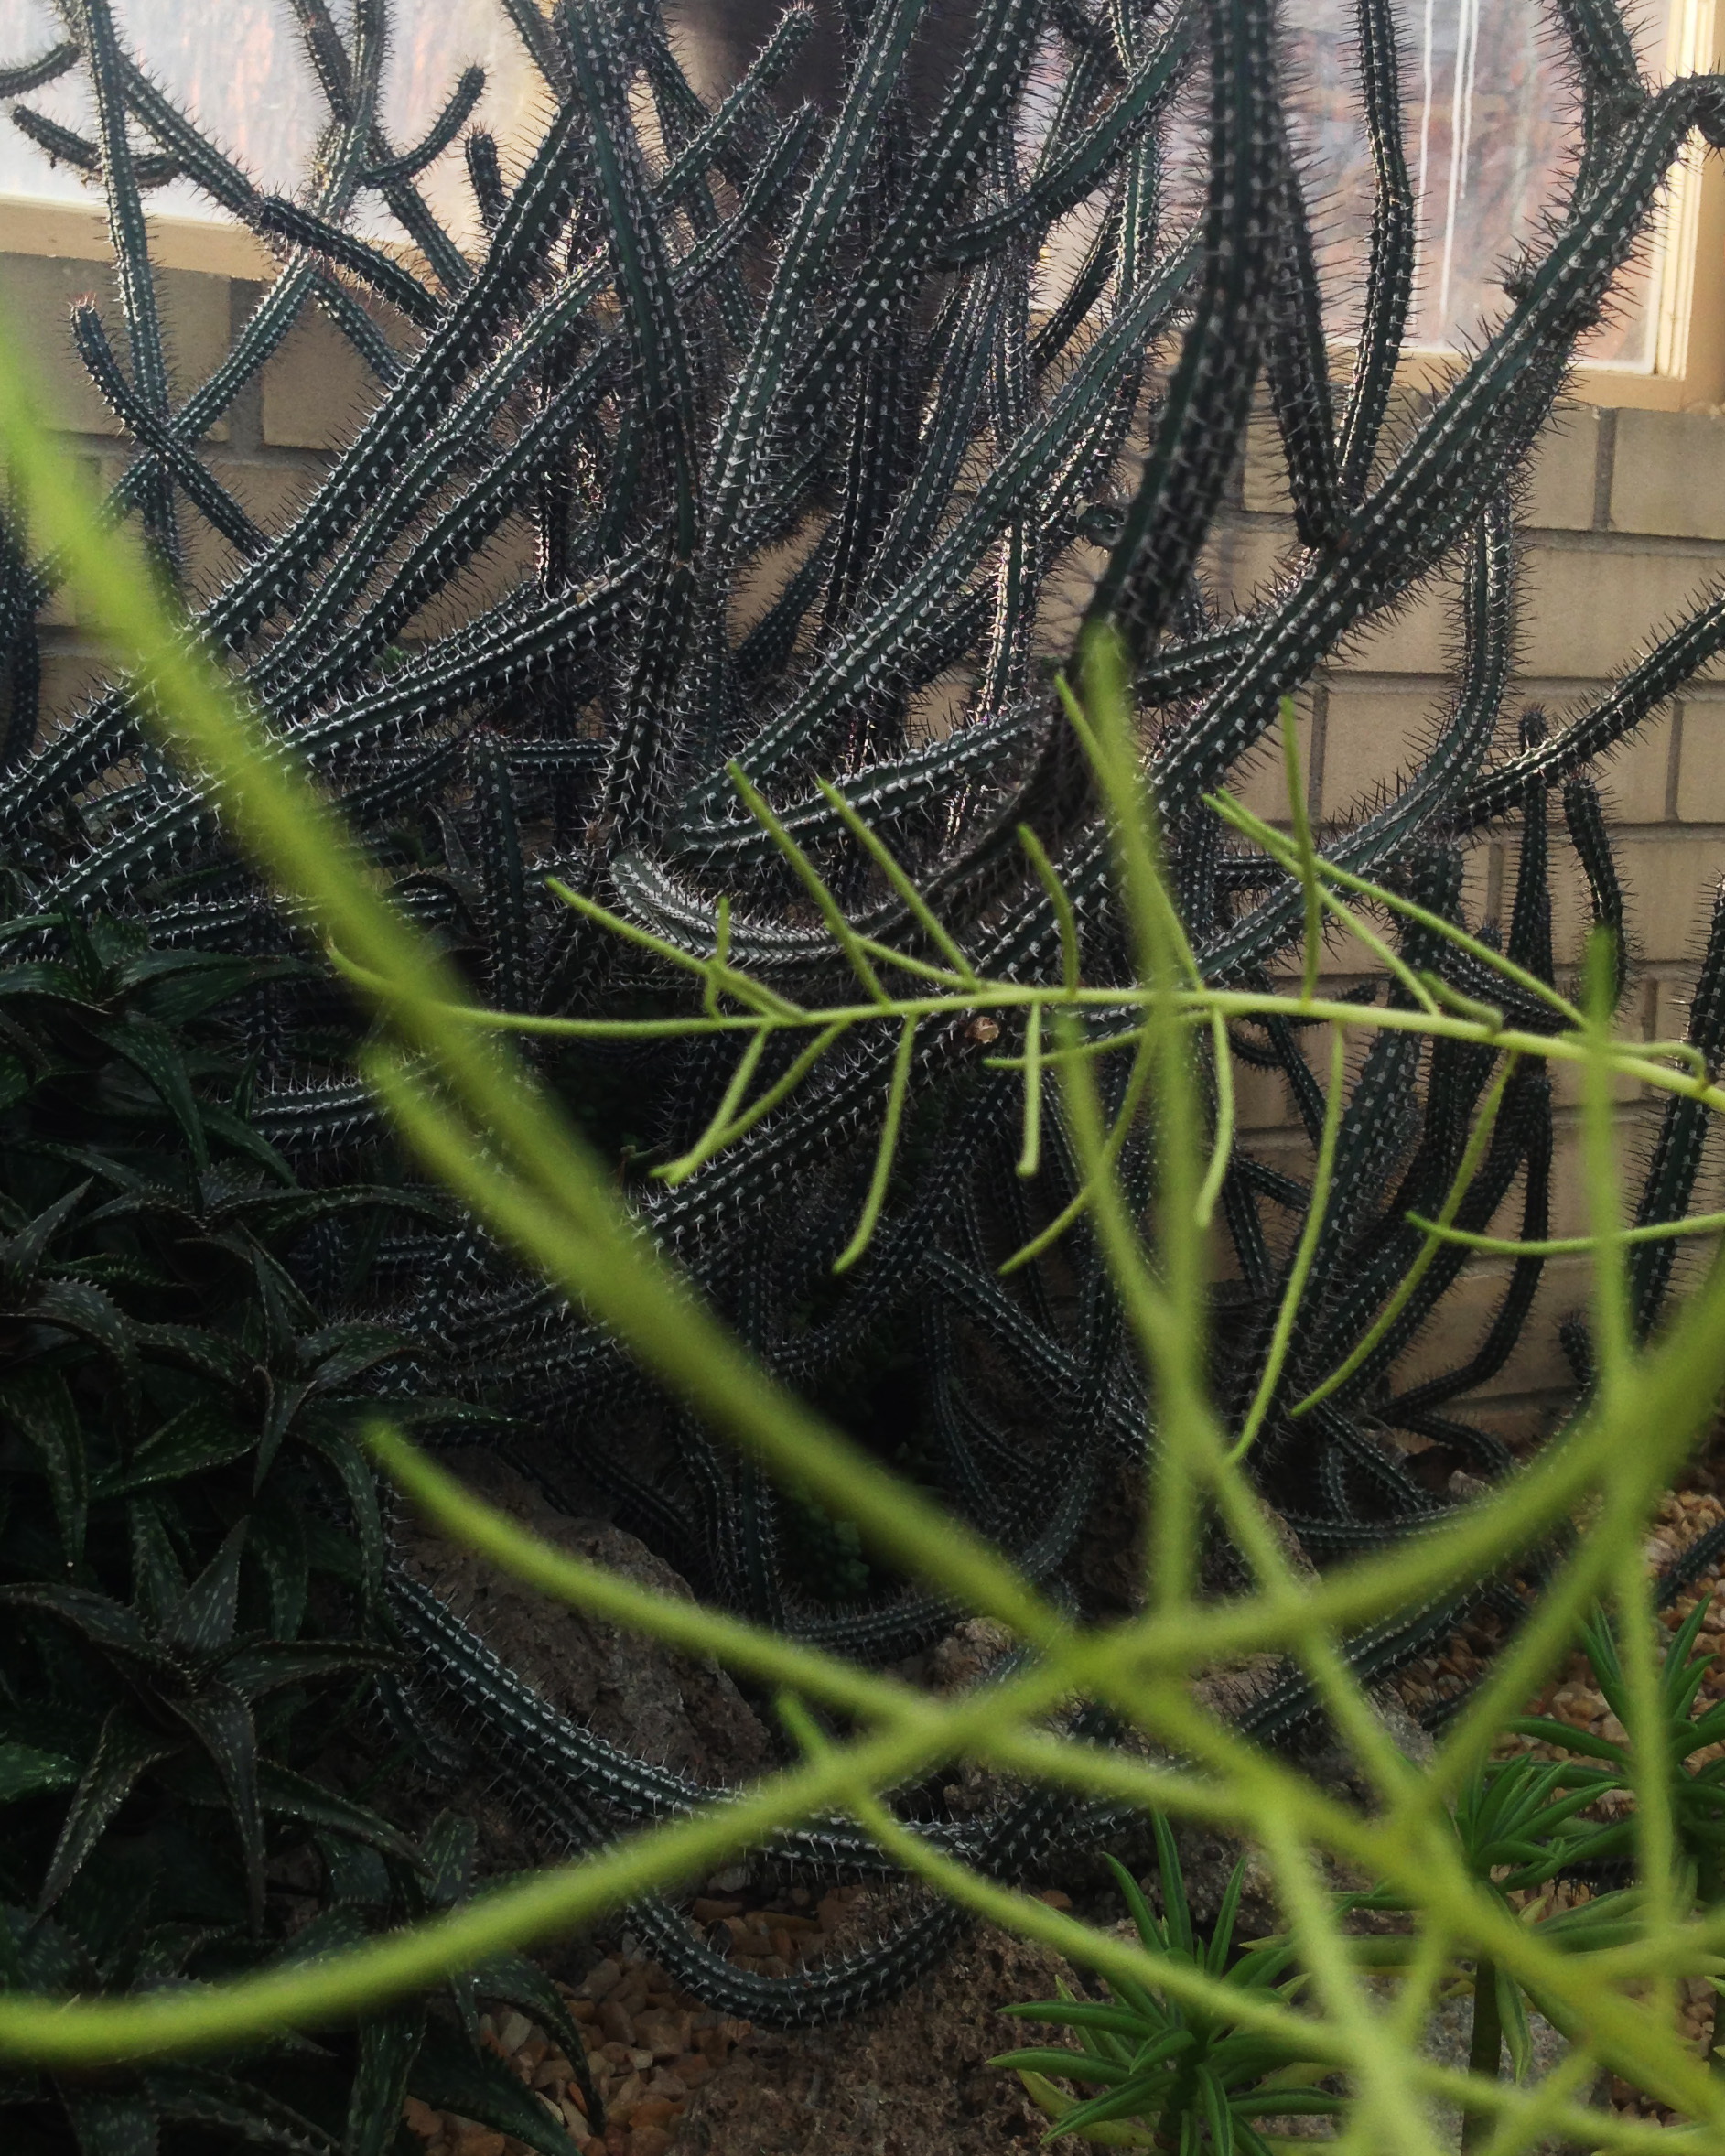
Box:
1616 834 1725 962
1464 1396 1561 1449
1590 706 1672 824
1386 1255 1591 1398
38 649 113 728
1298 831 1490 980
1516 545 1725 680
1241 410 1294 517
1547 1040 1648 1109
0 254 229 438
1320 686 1433 815
1233 1053 1297 1134
1512 836 1600 972
1231 693 1312 820
1518 829 1627 969
397 514 537 641
261 298 394 449
1677 696 1725 821
1655 972 1725 1055
1336 562 1460 676
1523 404 1600 531
1203 520 1299 620
1611 407 1725 538
1537 1117 1670 1232
172 458 322 598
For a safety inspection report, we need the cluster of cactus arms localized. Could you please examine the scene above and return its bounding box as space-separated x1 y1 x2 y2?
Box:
7 0 1725 2033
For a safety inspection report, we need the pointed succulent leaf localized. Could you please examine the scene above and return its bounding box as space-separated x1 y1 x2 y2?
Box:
94 1402 252 1499
296 1425 384 1604
130 1323 255 1393
24 1279 139 1407
57 2082 160 2156
146 2064 342 2154
407 2014 579 2156
38 1707 183 1914
218 1639 395 1698
0 1366 86 1564
0 1579 159 1668
197 1100 299 1185
471 1948 604 2130
419 1811 477 1910
99 1013 210 1168
127 1500 186 1628
246 1503 308 1640
161 1682 264 1930
345 2004 426 2156
158 1520 248 1661
0 1740 81 1804
0 1180 89 1293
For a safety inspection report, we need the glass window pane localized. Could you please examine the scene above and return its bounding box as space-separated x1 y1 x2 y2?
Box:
0 0 1689 368
0 0 544 246
1285 0 1677 366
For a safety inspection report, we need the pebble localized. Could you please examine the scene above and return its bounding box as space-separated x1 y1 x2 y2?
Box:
689 1898 741 1924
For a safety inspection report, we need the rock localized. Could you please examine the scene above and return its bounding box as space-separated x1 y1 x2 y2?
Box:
599 2000 635 2047
928 1618 1016 1693
630 2098 682 2129
636 2016 684 2060
608 2072 646 2125
690 1898 742 1924
627 2130 673 2156
580 1960 624 2002
1396 1985 1575 2153
395 1450 772 1786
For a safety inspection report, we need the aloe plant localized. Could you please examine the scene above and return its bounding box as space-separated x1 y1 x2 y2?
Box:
0 911 605 2154
0 0 1724 2037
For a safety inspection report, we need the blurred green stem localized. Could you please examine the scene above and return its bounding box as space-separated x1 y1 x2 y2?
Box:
1461 1957 1504 2151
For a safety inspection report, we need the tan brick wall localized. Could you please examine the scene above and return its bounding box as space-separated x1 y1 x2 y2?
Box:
1230 398 1725 1439
13 215 1725 1441
17 243 532 675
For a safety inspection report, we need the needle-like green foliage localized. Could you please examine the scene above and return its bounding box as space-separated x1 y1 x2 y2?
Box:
994 1831 1344 2151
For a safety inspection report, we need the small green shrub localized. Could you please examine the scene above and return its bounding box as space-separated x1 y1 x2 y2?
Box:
0 912 610 2151
995 1828 1343 2151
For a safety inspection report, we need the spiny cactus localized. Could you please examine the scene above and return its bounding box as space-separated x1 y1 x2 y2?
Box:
5 0 1725 2028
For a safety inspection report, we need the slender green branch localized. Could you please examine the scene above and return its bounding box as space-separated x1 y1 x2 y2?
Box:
1231 1028 1348 1461
1293 1052 1521 1417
